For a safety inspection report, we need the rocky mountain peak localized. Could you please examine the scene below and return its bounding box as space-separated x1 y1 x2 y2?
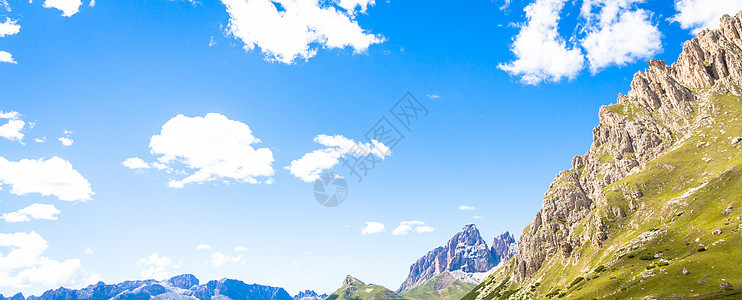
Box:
293 290 327 300
491 231 517 265
342 275 364 287
511 11 742 283
397 224 504 293
168 273 199 290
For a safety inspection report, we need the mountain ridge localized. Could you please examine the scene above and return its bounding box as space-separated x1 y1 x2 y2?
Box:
466 10 742 300
397 224 516 293
0 274 293 300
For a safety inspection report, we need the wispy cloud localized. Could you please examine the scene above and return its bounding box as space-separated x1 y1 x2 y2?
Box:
392 221 434 236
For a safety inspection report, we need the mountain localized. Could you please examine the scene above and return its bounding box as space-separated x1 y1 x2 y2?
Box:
325 276 406 300
400 272 477 300
397 224 516 294
465 11 742 300
292 290 327 300
2 274 293 300
490 231 517 266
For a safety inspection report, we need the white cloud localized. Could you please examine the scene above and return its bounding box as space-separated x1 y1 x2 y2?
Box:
234 246 248 252
43 0 82 17
0 110 25 141
195 244 212 250
220 0 383 64
458 205 475 211
0 156 94 202
500 0 666 83
34 137 46 143
286 134 390 182
426 94 440 99
0 18 20 37
88 0 94 7
121 157 154 170
0 51 16 64
2 203 61 223
392 221 434 236
210 251 244 267
58 137 74 146
672 0 742 34
132 113 274 188
0 231 83 288
361 221 385 235
473 215 484 219
136 253 172 280
499 0 585 84
83 247 93 255
581 0 661 72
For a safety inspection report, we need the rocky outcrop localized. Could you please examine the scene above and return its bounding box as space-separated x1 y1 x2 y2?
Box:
292 290 327 300
398 224 508 292
15 274 293 300
512 11 742 282
491 231 517 265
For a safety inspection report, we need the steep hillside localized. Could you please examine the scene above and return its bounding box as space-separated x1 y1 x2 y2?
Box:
467 11 742 300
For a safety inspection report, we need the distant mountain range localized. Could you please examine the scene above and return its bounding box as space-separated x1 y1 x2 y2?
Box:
4 224 514 300
323 224 517 300
0 274 312 300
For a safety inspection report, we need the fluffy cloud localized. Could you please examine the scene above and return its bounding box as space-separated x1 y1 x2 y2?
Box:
121 157 152 170
501 0 662 84
286 134 390 182
391 221 434 236
58 137 74 146
499 0 584 84
211 251 244 267
0 110 25 141
360 221 384 235
458 205 475 211
136 253 172 280
0 51 15 64
0 18 19 64
581 0 661 72
220 0 383 64
2 203 61 223
0 231 83 288
0 156 94 202
43 0 82 17
672 0 742 33
195 244 212 250
125 113 275 188
234 246 248 252
0 18 20 37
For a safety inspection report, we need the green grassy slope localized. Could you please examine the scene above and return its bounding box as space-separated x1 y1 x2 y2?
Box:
401 272 477 300
472 91 742 299
325 276 408 300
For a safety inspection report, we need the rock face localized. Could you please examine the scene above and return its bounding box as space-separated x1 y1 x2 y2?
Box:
397 224 515 292
292 290 327 300
8 274 293 300
491 231 518 265
512 11 742 282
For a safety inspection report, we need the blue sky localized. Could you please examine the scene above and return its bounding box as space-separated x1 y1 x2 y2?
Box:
1 0 741 296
